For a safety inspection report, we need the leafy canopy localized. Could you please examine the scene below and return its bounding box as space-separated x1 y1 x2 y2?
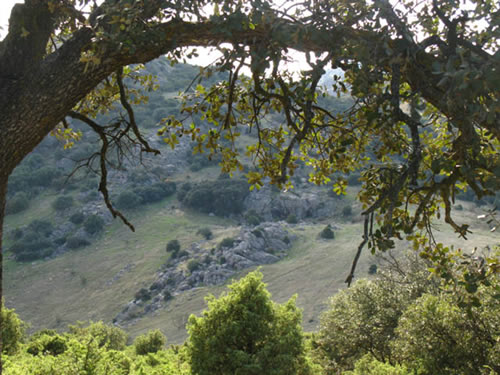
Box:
1 0 498 283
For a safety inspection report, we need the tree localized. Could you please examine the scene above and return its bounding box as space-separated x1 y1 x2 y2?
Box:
0 1 498 369
0 300 26 355
187 270 310 375
134 329 166 355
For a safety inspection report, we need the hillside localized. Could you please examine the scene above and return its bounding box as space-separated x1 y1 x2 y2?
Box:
3 58 498 343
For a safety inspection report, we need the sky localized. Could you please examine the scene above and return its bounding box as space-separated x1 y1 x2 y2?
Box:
0 0 20 39
0 0 312 72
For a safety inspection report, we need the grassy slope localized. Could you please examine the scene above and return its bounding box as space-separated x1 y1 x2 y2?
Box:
4 182 497 344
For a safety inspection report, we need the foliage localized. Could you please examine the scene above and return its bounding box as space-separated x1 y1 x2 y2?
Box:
393 290 500 375
9 222 55 261
187 271 311 375
344 355 411 375
178 179 250 216
1 300 26 355
84 214 105 235
134 330 166 355
166 239 181 253
196 227 213 240
5 193 30 215
286 213 298 224
342 206 352 217
244 209 263 226
218 237 235 249
52 195 74 211
68 321 128 351
320 225 335 239
27 220 53 237
187 260 201 273
69 212 85 225
66 236 90 249
115 191 142 210
315 250 500 374
26 333 68 356
135 288 152 302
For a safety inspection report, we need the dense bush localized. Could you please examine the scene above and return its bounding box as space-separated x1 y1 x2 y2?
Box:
27 333 67 356
135 288 152 302
10 222 55 261
244 209 263 226
68 321 128 351
197 227 213 240
166 239 181 253
66 236 91 249
28 219 54 237
344 355 410 375
320 225 335 239
315 252 500 375
187 259 201 273
1 300 26 355
115 190 142 209
342 205 353 217
286 213 298 224
5 192 30 215
134 330 166 355
218 237 235 249
84 214 105 234
69 212 85 224
187 271 311 375
179 179 250 216
135 181 176 204
52 195 74 211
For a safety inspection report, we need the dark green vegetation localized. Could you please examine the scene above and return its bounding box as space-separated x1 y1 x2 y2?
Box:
3 261 499 374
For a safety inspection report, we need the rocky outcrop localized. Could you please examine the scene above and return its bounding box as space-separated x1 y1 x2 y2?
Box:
114 222 295 325
243 184 340 221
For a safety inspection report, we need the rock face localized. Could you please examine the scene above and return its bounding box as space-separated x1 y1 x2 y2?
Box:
243 184 339 221
114 222 295 325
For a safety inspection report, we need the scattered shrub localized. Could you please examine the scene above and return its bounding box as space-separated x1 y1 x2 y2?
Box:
28 219 53 237
187 260 201 273
115 191 142 210
52 195 74 211
66 236 90 249
134 330 166 355
320 225 335 239
84 214 105 235
176 182 192 202
1 301 26 355
368 264 378 275
179 179 250 216
163 291 173 301
5 193 30 215
12 228 24 240
135 288 152 302
187 271 310 375
27 334 67 356
218 237 235 249
166 239 181 253
68 321 128 351
252 229 263 238
342 205 353 217
53 237 67 246
70 212 85 225
175 250 189 259
197 227 213 240
245 209 263 226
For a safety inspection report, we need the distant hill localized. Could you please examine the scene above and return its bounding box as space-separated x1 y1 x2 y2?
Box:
4 58 497 341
